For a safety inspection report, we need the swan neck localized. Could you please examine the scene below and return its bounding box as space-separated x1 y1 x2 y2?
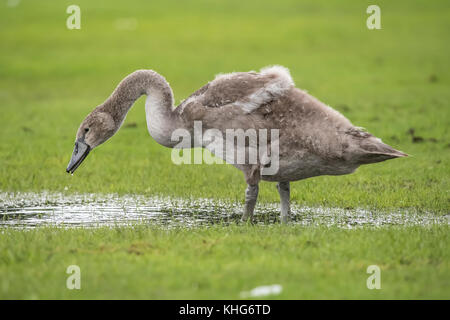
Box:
101 70 180 147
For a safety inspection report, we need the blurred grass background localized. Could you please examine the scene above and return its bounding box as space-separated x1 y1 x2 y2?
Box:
0 0 449 212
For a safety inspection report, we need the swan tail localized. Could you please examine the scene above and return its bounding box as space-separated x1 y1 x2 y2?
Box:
359 138 408 164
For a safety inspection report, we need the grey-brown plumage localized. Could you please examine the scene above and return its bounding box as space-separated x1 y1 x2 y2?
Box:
67 66 407 223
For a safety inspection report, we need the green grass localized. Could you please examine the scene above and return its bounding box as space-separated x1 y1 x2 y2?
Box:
0 0 448 212
1 224 448 299
0 0 449 299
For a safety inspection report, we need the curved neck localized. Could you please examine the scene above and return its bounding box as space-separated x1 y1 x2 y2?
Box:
99 70 181 147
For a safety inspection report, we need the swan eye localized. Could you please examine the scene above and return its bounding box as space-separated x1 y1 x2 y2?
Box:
84 128 89 132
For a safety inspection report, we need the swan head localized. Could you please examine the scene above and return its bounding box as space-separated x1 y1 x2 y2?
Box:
66 111 116 174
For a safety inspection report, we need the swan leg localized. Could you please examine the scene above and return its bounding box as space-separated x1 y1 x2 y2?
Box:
277 181 290 224
241 184 259 222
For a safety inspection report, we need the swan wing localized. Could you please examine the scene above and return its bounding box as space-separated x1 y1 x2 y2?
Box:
178 65 294 114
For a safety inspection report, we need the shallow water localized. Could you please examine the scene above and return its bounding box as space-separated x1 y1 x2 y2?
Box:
0 192 447 229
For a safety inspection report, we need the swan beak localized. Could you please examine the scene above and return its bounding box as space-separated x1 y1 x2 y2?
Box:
66 139 91 174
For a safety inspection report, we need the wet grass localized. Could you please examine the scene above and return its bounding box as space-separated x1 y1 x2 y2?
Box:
0 192 447 229
0 224 448 299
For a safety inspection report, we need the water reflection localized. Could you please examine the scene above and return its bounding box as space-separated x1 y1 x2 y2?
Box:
0 192 447 229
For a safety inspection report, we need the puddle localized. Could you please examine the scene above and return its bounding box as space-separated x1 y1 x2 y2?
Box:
0 192 447 229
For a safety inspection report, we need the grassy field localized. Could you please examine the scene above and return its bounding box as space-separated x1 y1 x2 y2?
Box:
1 225 448 299
0 0 449 299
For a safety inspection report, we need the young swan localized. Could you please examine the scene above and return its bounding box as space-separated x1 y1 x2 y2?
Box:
67 66 407 223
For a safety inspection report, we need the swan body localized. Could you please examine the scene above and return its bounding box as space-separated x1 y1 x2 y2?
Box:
67 66 407 223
